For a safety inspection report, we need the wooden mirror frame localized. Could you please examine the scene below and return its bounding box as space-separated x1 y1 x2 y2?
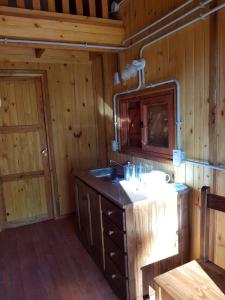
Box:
119 84 176 162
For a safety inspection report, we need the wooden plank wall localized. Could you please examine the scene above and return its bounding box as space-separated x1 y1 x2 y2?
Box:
0 0 109 18
0 48 106 216
102 0 225 270
214 10 225 269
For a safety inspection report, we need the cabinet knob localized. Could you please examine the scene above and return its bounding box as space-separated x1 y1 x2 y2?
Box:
108 230 114 236
111 274 117 279
109 251 116 257
107 210 113 216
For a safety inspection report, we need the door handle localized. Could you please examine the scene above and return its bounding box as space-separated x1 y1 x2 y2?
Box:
41 147 48 157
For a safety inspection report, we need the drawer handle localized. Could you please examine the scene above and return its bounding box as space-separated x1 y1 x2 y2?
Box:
108 230 115 236
107 210 113 216
109 251 116 257
111 274 117 279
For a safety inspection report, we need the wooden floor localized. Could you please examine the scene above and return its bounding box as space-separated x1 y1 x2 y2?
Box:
0 217 118 300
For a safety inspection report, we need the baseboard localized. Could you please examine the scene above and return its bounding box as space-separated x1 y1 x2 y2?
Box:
54 212 75 220
6 214 49 229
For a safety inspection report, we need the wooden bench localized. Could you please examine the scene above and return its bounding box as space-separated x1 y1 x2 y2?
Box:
153 186 225 300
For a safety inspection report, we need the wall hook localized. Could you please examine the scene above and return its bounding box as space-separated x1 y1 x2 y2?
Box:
74 131 82 138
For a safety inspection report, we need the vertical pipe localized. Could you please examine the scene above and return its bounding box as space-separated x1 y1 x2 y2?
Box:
143 79 181 150
112 70 142 150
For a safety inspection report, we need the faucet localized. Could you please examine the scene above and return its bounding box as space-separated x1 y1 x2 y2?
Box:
109 160 130 168
109 159 131 179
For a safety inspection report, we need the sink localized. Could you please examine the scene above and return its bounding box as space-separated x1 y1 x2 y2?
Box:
89 167 124 182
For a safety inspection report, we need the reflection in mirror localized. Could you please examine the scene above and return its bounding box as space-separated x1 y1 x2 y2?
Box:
147 103 169 148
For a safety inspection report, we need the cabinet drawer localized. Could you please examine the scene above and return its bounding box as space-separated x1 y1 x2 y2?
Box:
101 197 125 230
104 234 127 277
105 255 128 300
103 216 127 253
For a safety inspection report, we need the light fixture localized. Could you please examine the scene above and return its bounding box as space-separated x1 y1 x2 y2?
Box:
121 59 146 81
111 0 128 13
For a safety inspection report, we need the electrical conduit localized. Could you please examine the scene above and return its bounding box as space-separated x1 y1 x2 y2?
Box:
112 2 225 172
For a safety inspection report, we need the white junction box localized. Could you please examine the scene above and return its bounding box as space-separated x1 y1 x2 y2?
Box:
173 149 185 166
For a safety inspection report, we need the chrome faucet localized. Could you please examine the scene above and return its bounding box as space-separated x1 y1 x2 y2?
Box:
109 159 130 168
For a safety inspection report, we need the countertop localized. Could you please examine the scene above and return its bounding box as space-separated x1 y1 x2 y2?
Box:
74 170 190 209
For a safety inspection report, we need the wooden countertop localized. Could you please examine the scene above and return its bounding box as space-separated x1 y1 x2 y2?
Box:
74 170 132 208
74 170 189 209
154 260 225 300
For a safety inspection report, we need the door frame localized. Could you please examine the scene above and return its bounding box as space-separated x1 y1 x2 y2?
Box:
0 69 59 230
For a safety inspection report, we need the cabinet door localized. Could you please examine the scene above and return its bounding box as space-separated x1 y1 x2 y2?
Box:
74 179 91 249
74 181 81 231
141 91 175 158
89 188 104 269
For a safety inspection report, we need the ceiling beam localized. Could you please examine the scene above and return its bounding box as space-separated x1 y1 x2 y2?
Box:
0 46 90 64
0 7 125 52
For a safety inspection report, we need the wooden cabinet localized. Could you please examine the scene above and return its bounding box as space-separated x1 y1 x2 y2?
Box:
141 92 175 158
74 176 190 300
119 85 176 161
74 179 91 249
75 179 103 268
88 187 104 268
102 197 129 299
75 177 129 299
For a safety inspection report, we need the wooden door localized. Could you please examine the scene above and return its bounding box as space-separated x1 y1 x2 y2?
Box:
0 73 54 227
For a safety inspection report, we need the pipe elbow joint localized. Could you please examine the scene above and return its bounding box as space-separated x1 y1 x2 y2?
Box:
172 79 180 88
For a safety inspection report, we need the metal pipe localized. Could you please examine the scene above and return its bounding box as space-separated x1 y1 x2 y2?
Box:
140 2 225 57
185 159 225 172
139 2 225 171
0 37 125 52
203 1 225 16
129 0 213 51
112 70 142 151
1 3 225 171
112 69 181 151
138 2 225 152
1 3 225 53
111 2 225 152
110 1 225 175
123 0 195 44
139 50 181 150
118 0 128 7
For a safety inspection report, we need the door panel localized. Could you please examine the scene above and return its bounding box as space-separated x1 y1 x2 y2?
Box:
0 132 43 175
0 79 38 126
3 177 47 222
0 75 53 225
